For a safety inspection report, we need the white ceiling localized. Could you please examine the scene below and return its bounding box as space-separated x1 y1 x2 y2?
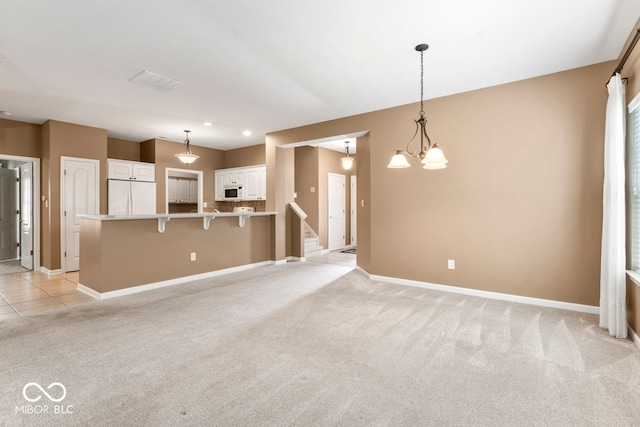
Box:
0 1 638 150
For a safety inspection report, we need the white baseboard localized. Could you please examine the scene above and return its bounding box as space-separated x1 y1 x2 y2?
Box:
355 266 369 277
81 261 275 300
274 259 288 266
629 325 640 352
76 284 100 300
362 271 599 315
40 266 62 276
286 256 305 262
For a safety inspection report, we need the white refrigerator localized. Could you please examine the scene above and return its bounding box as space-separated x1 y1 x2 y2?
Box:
108 180 156 215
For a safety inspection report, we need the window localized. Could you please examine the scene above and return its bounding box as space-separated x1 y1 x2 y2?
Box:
629 93 640 271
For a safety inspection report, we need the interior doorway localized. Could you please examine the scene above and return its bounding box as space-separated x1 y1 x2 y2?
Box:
165 168 203 214
0 155 41 272
350 175 357 247
19 163 33 269
328 172 346 251
61 156 100 272
0 167 18 261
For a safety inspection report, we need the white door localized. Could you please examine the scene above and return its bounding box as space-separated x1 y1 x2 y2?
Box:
328 173 346 251
0 168 18 261
19 163 33 269
350 175 357 247
62 157 99 272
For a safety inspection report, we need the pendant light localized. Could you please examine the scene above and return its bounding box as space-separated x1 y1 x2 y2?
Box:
341 141 354 170
387 44 448 170
175 130 199 164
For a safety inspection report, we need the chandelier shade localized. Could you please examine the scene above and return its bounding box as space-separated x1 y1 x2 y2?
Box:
387 151 410 168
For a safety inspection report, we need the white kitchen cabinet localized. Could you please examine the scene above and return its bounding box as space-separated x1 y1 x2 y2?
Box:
259 167 266 200
168 177 197 203
215 171 225 201
244 168 259 200
215 165 266 201
244 166 266 200
189 179 198 203
132 163 155 182
108 159 133 180
167 178 178 202
177 179 190 203
108 159 155 182
224 170 244 186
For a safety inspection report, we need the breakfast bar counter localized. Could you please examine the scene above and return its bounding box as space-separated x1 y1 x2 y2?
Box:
77 212 277 298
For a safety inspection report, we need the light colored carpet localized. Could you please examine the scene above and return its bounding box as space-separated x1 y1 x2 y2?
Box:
1 261 639 426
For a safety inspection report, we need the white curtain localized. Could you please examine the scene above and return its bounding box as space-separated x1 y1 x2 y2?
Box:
600 73 627 339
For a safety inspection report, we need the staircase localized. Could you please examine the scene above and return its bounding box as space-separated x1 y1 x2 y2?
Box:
304 224 323 259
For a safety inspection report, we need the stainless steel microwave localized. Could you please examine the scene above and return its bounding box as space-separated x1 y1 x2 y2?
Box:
224 186 243 200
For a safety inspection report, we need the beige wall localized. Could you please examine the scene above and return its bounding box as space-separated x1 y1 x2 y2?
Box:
80 215 274 293
620 18 640 336
294 146 319 232
107 137 140 161
224 144 265 168
143 138 224 213
41 120 108 270
268 61 613 306
0 118 41 158
355 134 371 272
266 142 295 260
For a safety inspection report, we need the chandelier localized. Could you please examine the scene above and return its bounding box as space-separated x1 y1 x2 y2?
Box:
341 141 354 170
175 130 199 164
387 44 448 169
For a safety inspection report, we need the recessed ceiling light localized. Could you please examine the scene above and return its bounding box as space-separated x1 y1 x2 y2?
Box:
203 122 212 127
243 130 251 136
0 111 13 116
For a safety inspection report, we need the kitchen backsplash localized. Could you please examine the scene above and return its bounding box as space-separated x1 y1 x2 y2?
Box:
204 200 266 212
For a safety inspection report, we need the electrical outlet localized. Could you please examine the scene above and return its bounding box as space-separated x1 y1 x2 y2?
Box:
191 252 197 261
448 259 455 269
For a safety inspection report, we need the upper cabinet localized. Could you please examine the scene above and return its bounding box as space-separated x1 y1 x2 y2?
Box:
168 177 197 203
108 159 155 182
214 171 225 201
215 165 266 201
244 167 266 200
224 170 244 186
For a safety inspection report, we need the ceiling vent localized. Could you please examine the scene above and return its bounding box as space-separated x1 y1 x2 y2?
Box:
128 70 182 91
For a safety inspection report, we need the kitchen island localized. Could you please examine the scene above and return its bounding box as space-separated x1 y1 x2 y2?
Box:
77 212 277 298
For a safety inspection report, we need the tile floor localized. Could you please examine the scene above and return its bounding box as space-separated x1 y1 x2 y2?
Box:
0 269 96 322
